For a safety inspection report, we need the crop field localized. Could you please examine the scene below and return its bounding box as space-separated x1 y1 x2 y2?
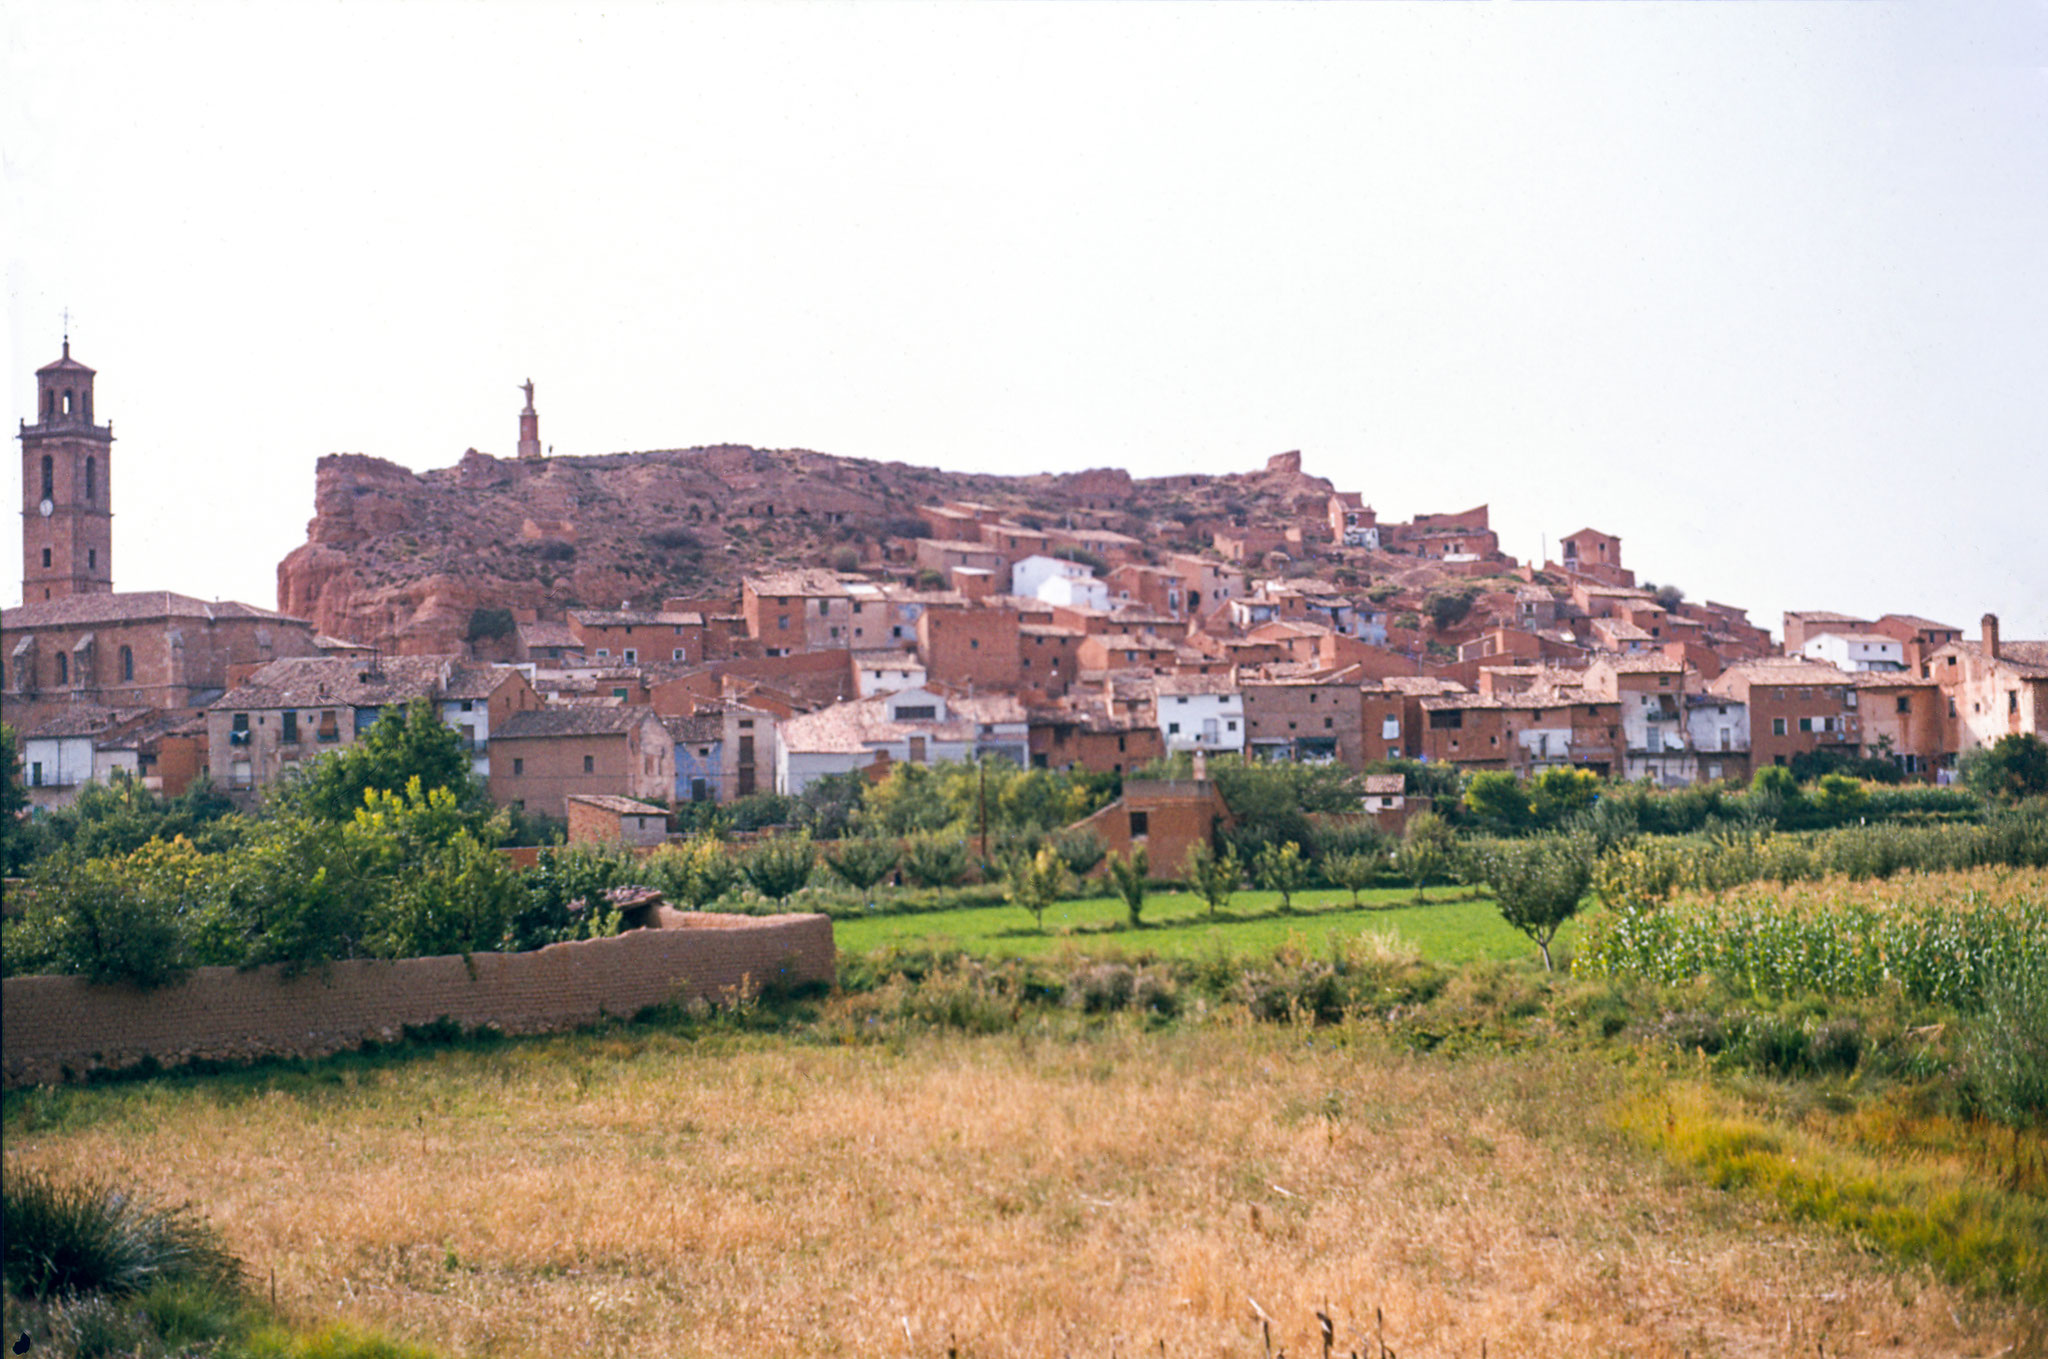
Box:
6 1013 2040 1359
832 886 1577 968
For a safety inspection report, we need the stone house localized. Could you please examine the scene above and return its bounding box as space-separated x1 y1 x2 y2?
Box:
743 570 857 655
568 609 704 666
1925 615 2048 758
4 592 320 711
488 705 673 821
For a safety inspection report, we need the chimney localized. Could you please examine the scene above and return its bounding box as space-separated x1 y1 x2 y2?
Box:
1982 613 2001 661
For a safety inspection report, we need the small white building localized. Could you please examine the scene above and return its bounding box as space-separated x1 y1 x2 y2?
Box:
1037 573 1110 610
1153 674 1245 754
1802 631 1906 673
852 650 928 698
774 687 1029 795
1687 696 1750 782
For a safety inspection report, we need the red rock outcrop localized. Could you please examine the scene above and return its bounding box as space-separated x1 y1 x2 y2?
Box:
276 445 1336 653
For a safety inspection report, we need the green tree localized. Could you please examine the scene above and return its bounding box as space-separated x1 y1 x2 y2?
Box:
1396 811 1456 903
1105 847 1148 927
277 697 481 824
1960 733 2048 805
4 839 204 987
1182 843 1241 920
1477 833 1594 972
1812 772 1870 824
1252 840 1310 911
828 835 900 907
346 780 520 959
742 833 815 904
1529 767 1601 826
1322 851 1379 904
1048 826 1107 878
1 721 36 875
1463 771 1532 832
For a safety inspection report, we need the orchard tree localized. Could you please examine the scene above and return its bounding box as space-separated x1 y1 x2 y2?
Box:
743 833 816 904
1253 840 1310 911
1105 847 1149 927
1322 851 1378 904
279 698 481 824
1183 843 1241 920
1396 811 1457 903
1478 833 1595 972
828 835 900 908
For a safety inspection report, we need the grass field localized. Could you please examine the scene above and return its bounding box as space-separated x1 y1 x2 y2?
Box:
832 885 1578 968
7 1017 2036 1359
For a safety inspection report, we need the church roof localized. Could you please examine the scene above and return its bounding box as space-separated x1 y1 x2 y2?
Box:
2 591 304 630
36 343 94 376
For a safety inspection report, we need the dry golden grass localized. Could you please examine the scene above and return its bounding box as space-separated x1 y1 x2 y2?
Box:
7 1018 2041 1358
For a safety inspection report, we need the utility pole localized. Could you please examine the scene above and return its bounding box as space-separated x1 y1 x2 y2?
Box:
977 755 989 862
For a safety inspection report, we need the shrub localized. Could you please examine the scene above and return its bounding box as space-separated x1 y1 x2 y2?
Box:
3 1168 242 1300
902 832 972 888
1048 826 1107 878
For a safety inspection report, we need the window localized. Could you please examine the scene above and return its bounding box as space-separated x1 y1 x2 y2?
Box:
318 710 340 743
969 638 979 650
56 652 67 685
1129 810 1149 837
1428 710 1462 730
2012 691 2022 714
30 762 42 787
673 649 685 661
1772 717 1787 736
1324 717 1333 729
894 704 937 721
40 548 50 569
583 755 595 773
281 711 299 743
84 458 95 502
230 712 250 745
596 648 610 660
1382 716 1400 740
778 615 790 631
1168 721 1181 734
87 549 96 570
1227 720 1237 732
623 649 637 663
40 455 52 499
1798 717 1814 733
119 646 134 682
513 757 524 776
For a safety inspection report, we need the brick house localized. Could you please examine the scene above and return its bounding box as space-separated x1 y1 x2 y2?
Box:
1069 779 1234 877
1781 611 1872 654
1708 658 1860 771
1852 673 1943 779
1018 625 1083 698
916 606 1022 691
566 794 670 848
568 609 705 666
208 656 540 805
743 570 857 654
1868 614 1964 673
1027 698 1164 775
488 705 673 820
1242 674 1363 766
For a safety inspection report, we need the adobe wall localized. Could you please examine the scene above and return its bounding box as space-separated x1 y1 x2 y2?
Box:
1 913 833 1088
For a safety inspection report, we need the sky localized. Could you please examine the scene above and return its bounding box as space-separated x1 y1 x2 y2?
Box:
5 0 2045 640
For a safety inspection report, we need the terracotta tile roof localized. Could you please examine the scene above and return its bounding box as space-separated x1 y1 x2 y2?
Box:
1591 654 1686 674
1942 640 2048 678
852 649 923 667
778 690 1022 755
14 705 153 739
568 608 700 628
518 620 582 649
3 591 305 629
1363 774 1405 796
1371 675 1469 696
211 656 515 710
662 713 724 744
1875 613 1959 633
495 706 661 739
1152 672 1240 697
566 794 668 816
1850 671 1936 688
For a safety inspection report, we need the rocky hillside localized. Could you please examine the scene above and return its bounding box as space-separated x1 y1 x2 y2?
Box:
276 445 1337 653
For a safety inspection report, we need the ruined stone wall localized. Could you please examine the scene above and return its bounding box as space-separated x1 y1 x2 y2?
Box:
1 913 833 1087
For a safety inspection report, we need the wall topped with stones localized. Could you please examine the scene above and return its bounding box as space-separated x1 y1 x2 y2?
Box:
1 913 833 1087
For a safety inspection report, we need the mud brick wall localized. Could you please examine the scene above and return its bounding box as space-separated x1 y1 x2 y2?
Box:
1 913 833 1088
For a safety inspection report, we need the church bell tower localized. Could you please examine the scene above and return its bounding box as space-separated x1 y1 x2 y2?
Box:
19 337 115 602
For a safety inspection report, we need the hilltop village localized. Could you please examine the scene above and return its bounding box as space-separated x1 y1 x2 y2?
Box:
8 347 2045 825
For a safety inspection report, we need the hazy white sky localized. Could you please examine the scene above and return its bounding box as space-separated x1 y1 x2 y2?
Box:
6 1 2045 638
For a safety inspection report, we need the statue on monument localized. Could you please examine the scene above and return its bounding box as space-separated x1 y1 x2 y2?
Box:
520 378 535 409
